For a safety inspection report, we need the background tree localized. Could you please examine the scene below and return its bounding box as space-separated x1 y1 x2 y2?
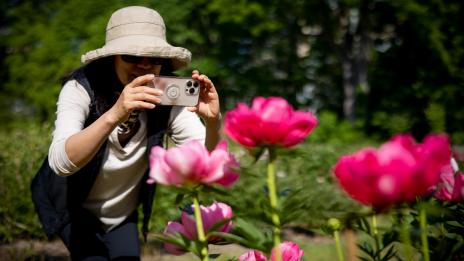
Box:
1 0 463 141
0 0 463 247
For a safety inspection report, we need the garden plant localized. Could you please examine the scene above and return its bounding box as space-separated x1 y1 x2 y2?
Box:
1 1 464 260
145 96 464 260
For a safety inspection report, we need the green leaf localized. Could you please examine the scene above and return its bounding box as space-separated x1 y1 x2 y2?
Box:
232 218 267 243
357 241 374 256
382 231 398 247
152 233 187 248
380 244 397 261
208 232 250 246
356 217 371 234
249 147 266 162
174 193 185 205
358 256 372 261
213 218 272 252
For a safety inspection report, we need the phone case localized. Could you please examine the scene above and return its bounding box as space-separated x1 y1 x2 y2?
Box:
149 76 200 106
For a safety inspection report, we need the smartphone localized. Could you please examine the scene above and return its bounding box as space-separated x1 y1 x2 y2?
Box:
148 76 200 106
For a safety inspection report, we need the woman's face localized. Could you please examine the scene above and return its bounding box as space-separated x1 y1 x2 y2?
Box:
114 55 164 85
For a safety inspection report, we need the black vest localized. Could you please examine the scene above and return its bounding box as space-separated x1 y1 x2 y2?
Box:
30 69 172 240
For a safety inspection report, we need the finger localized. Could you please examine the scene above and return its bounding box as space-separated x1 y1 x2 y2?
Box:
198 74 208 81
131 92 162 105
127 74 155 88
187 106 198 112
194 74 210 85
192 70 200 76
133 86 164 96
128 100 157 110
199 75 216 91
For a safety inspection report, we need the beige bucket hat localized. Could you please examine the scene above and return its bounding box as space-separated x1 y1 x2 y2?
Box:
81 6 191 70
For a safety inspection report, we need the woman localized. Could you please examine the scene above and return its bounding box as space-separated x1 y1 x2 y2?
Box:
33 6 221 260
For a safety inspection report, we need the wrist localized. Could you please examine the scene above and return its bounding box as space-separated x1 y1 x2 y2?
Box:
204 112 222 127
102 109 122 128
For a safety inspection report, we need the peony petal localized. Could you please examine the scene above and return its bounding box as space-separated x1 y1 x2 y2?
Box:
164 147 197 178
215 170 240 187
258 97 292 123
452 172 464 202
239 250 268 261
224 110 260 147
281 111 318 147
149 147 180 185
201 149 229 183
271 241 304 261
163 221 189 255
433 164 455 201
180 210 198 239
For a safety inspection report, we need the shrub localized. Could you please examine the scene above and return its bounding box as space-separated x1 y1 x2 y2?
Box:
0 121 53 242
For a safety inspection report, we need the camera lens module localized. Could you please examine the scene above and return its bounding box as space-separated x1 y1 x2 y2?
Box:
184 80 199 96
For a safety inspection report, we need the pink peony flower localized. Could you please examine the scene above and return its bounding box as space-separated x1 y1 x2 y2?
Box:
239 242 304 261
163 202 233 255
239 250 268 261
432 162 464 202
224 96 318 148
271 241 304 261
163 221 191 255
148 140 239 187
333 134 451 210
181 202 233 242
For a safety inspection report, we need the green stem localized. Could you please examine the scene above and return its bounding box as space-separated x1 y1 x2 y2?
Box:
420 206 430 261
372 214 381 261
334 230 345 261
400 210 413 261
267 147 281 261
193 193 209 261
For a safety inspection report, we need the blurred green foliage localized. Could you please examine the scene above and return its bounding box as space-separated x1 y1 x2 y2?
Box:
1 0 463 140
0 0 463 250
307 111 366 144
0 121 52 242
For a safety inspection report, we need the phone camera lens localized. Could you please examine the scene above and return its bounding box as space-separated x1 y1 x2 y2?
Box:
193 81 199 87
189 88 195 94
186 81 193 87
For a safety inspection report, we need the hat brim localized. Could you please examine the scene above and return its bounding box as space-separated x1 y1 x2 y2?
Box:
81 35 191 71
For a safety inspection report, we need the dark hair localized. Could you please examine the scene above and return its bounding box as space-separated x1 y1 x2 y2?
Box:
61 56 175 116
60 57 120 116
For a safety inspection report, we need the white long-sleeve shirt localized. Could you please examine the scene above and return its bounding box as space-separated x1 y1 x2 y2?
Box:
48 79 205 231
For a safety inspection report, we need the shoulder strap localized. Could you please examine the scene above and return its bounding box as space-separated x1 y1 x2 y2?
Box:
74 68 95 102
67 69 107 208
73 68 100 127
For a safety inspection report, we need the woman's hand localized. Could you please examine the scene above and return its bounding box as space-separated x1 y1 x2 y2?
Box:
108 74 163 124
190 70 221 124
190 70 221 150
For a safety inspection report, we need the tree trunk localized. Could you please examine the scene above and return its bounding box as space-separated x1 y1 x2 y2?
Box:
342 59 357 123
340 0 371 124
